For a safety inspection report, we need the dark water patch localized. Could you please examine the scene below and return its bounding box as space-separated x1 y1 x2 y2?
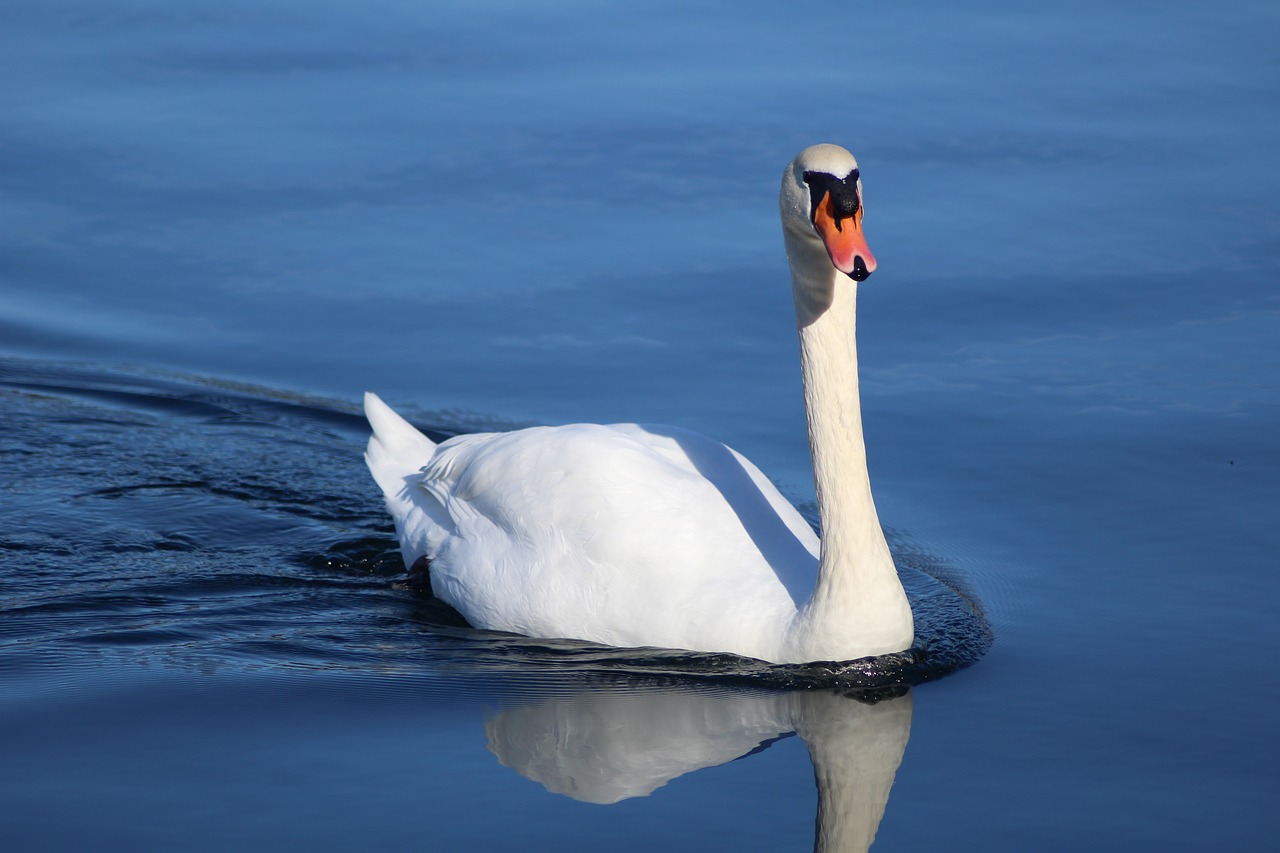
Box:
302 534 405 576
0 356 373 436
80 626 210 647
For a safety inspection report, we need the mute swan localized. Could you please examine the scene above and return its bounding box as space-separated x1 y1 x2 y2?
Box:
365 144 914 664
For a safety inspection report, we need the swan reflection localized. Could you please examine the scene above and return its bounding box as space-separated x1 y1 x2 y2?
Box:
484 685 912 852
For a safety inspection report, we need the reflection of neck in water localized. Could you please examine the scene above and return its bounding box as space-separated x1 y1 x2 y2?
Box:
796 691 913 853
485 686 912 852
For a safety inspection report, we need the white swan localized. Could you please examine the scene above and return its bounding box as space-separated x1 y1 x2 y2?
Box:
364 144 914 664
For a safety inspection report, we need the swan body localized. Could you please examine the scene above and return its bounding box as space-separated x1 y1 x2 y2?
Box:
365 144 914 664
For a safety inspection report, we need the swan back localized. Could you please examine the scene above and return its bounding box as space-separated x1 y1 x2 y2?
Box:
364 394 826 661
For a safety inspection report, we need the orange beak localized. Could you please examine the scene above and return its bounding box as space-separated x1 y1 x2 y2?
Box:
813 191 877 281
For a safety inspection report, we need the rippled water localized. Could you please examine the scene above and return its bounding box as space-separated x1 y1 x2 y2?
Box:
1 359 987 685
3 0 1279 850
1 360 977 851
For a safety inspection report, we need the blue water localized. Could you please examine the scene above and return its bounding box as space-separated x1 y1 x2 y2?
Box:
3 1 1278 850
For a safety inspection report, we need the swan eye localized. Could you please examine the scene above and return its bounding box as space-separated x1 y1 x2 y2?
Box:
802 170 862 225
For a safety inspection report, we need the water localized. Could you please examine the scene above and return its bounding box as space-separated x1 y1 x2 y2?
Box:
2 0 1278 850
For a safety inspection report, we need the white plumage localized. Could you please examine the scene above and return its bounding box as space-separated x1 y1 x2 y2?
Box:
365 145 914 664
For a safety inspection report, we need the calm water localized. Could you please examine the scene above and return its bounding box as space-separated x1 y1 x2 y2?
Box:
3 1 1278 850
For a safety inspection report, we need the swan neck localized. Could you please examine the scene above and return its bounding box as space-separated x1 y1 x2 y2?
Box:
787 254 913 660
798 281 887 586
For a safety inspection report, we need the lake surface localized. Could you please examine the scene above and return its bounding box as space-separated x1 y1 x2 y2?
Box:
3 1 1278 850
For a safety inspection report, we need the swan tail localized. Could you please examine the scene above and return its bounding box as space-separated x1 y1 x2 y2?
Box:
363 391 438 500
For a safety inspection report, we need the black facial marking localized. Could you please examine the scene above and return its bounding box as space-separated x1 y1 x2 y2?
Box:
802 169 861 229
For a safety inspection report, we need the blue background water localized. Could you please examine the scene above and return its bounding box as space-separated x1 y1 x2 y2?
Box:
3 1 1278 850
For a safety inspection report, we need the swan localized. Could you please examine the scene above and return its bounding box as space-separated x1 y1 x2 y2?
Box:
364 144 914 664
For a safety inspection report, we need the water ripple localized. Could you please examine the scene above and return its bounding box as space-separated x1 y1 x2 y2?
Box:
1 357 990 693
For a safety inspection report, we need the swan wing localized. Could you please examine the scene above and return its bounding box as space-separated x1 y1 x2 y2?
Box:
364 395 816 660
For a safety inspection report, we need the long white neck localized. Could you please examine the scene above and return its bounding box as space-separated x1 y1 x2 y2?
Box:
783 237 914 661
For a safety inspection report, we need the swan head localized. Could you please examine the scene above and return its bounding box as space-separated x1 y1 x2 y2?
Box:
780 144 877 282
